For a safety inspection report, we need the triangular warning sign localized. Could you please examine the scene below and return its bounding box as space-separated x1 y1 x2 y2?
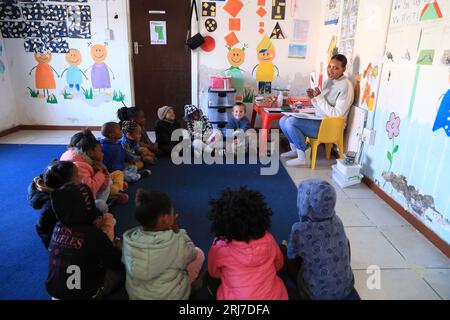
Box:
270 22 285 39
420 1 443 21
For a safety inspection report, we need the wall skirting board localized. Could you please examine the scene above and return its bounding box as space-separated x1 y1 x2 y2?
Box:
363 177 450 258
0 125 102 138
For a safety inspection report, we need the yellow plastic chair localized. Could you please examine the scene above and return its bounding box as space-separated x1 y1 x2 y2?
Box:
309 117 346 170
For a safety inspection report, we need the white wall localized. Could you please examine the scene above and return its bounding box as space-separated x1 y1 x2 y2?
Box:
0 32 18 132
196 0 322 113
1 0 133 127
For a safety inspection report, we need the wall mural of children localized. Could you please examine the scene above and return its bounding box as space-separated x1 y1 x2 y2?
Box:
29 51 60 99
84 44 115 93
61 49 88 92
225 45 247 97
252 35 279 94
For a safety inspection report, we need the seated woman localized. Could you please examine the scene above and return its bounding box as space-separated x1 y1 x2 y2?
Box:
280 54 354 167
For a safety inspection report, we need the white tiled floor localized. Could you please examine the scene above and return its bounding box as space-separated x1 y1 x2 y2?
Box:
1 130 449 300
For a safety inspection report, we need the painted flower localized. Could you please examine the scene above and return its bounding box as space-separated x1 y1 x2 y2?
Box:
386 112 400 139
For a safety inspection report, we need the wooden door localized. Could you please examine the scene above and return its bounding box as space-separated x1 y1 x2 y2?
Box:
130 0 192 130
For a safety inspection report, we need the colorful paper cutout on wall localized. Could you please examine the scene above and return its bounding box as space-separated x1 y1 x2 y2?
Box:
0 21 26 38
270 22 285 39
441 50 450 65
382 112 401 187
29 52 59 99
68 5 92 23
226 45 246 94
201 35 216 52
252 35 279 94
256 6 267 18
0 3 22 20
24 38 69 54
258 0 266 5
205 18 217 32
416 49 435 65
224 32 239 47
327 35 338 63
22 4 46 21
420 1 443 22
202 2 217 17
61 48 88 93
272 0 286 20
85 44 115 91
68 22 91 39
432 90 450 136
223 0 244 18
229 18 240 31
45 5 68 21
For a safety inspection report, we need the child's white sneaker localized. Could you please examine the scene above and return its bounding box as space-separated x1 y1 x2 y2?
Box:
281 143 298 159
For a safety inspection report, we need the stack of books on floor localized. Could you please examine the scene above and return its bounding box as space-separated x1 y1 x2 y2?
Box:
332 159 363 188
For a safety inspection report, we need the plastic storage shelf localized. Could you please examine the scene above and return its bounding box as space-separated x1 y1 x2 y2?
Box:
208 88 236 135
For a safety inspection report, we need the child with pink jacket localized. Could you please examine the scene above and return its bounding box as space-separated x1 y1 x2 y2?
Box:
207 187 288 300
61 130 111 213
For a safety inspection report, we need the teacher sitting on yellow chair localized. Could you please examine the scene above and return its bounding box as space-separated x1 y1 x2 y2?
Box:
252 35 279 94
280 54 354 167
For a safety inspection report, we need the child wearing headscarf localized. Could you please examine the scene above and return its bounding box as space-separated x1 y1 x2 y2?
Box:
287 179 358 300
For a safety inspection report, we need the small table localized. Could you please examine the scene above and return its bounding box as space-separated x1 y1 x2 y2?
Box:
250 97 312 155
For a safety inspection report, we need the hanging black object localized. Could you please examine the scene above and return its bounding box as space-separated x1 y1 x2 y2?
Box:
186 0 205 50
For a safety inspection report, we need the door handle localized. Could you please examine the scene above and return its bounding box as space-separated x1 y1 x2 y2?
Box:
134 41 144 55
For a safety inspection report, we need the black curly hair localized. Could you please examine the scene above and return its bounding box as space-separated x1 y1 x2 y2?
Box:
135 189 172 228
68 129 99 152
208 187 272 243
117 106 144 128
43 160 76 189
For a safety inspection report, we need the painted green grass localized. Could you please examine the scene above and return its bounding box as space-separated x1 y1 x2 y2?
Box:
243 87 255 103
113 90 125 102
63 90 72 99
82 88 94 100
27 87 40 98
47 94 58 104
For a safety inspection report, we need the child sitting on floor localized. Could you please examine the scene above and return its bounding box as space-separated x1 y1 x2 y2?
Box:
226 102 250 154
207 187 288 300
121 121 153 173
28 160 81 248
285 179 358 300
123 189 204 300
155 106 181 156
46 183 123 300
117 106 157 162
99 122 147 184
184 104 223 158
61 130 118 212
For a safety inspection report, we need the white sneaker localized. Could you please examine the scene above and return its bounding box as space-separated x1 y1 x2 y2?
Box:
280 143 298 158
281 150 298 158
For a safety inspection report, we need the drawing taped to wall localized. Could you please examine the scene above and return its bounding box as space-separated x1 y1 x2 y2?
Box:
382 172 450 230
327 35 338 63
252 34 279 94
325 0 341 25
441 50 450 65
225 44 247 95
360 63 379 111
420 0 443 22
416 49 435 65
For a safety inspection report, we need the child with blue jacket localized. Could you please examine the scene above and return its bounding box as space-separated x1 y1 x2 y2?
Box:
286 179 359 300
99 122 145 183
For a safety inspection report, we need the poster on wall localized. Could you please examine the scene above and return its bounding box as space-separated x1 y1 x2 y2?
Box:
292 19 309 43
150 21 167 45
325 0 341 25
288 43 307 59
338 0 359 71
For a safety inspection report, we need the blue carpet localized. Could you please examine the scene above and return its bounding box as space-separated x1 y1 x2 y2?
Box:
0 144 299 300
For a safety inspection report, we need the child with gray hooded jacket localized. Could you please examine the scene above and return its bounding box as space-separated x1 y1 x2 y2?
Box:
123 189 205 300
